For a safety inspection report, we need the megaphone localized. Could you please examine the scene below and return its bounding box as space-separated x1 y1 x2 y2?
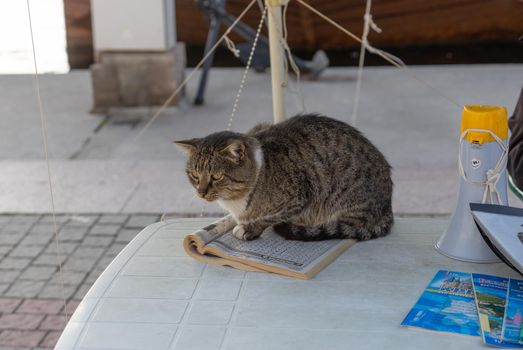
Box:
435 105 509 263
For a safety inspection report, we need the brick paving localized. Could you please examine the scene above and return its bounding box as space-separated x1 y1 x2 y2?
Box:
0 213 161 350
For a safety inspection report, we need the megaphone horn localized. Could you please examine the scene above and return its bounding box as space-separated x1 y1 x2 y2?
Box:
435 105 509 263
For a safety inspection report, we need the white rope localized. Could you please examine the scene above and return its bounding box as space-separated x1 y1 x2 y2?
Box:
200 5 267 217
200 203 207 217
136 0 258 138
352 3 406 126
352 0 391 126
351 0 372 126
295 0 461 110
25 0 69 323
227 6 268 130
224 35 240 57
458 128 508 204
281 1 306 113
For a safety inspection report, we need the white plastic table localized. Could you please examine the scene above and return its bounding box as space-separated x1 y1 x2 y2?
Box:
55 217 519 350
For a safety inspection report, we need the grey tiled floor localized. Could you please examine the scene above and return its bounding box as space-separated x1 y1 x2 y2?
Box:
0 214 161 301
0 213 176 349
2 66 522 215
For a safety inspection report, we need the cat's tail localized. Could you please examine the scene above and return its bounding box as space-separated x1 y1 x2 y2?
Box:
273 214 393 242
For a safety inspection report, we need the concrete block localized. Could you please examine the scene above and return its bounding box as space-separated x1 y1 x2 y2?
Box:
125 214 161 229
81 236 113 247
95 256 115 270
59 226 90 242
0 246 10 260
85 270 104 284
0 270 20 284
17 299 64 315
0 258 31 270
88 224 120 236
0 329 46 347
37 284 77 299
4 281 45 298
104 243 127 258
90 43 186 113
97 214 129 225
115 229 138 243
9 216 39 225
90 63 119 114
0 216 12 226
48 271 87 285
8 245 45 258
73 283 92 300
40 330 62 348
2 222 33 234
0 233 25 245
19 233 54 246
43 242 78 256
38 214 71 225
0 298 23 313
19 267 56 282
62 257 98 272
71 247 105 259
33 254 68 267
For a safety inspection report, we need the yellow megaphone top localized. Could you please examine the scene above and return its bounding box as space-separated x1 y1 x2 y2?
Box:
461 105 508 144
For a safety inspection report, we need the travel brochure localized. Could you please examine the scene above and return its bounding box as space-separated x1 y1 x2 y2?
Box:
473 274 522 348
402 270 480 336
504 279 523 345
402 270 523 348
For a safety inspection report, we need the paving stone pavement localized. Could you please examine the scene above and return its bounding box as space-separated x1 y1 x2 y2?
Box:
0 213 162 349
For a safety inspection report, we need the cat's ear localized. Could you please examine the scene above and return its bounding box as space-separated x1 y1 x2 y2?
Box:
221 141 245 164
173 138 200 154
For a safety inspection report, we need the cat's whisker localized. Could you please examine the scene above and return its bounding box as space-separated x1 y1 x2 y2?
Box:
189 193 199 204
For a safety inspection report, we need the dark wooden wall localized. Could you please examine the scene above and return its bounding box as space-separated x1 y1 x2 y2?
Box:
176 0 523 48
64 0 523 68
64 0 93 68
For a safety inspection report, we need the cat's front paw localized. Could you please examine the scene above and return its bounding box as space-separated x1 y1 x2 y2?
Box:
232 224 260 241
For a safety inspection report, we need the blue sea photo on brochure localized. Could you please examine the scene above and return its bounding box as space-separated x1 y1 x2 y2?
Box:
402 270 480 336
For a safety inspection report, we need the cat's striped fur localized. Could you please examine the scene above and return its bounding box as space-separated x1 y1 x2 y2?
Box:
175 114 393 241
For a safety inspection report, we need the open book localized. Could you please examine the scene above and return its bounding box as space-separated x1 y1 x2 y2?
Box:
183 216 356 279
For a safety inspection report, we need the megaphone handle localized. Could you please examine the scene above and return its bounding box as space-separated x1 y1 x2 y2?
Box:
458 128 508 205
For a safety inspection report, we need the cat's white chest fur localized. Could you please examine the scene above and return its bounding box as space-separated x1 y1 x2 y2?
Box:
217 197 247 221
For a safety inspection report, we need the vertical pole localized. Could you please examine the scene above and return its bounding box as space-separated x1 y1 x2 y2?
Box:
266 0 286 123
194 14 221 105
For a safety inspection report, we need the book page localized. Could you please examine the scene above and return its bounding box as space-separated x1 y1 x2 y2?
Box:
206 227 346 273
190 216 352 276
192 216 237 244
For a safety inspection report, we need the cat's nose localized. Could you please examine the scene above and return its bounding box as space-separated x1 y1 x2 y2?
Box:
197 185 209 197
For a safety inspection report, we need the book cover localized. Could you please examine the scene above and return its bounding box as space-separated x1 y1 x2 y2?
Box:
503 278 523 345
401 270 480 336
472 273 523 348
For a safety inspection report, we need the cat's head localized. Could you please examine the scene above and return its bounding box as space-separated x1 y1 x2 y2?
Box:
174 131 260 202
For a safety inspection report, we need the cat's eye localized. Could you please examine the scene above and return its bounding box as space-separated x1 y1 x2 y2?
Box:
189 171 199 181
212 173 224 181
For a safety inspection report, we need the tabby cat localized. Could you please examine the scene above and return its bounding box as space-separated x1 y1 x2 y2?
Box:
175 114 393 241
